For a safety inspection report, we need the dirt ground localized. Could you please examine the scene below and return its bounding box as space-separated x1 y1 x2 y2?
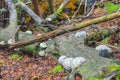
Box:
0 50 66 80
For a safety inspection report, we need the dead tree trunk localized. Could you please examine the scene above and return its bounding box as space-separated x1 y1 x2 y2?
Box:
47 0 54 14
31 0 42 17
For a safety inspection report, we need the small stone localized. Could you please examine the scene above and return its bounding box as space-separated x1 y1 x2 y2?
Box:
99 49 113 58
58 55 67 64
39 51 46 57
62 58 73 70
72 57 86 69
0 41 5 45
8 39 15 45
39 42 47 48
95 45 111 52
77 57 86 63
46 18 52 21
25 30 32 34
75 31 86 38
36 34 42 37
48 38 52 40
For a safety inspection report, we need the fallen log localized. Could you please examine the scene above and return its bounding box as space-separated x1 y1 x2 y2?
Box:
9 12 120 49
84 27 120 47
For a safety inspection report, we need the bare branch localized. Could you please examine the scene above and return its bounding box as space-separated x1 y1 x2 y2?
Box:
17 1 43 25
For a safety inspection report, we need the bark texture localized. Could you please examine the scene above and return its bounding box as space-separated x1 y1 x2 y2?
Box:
31 0 42 17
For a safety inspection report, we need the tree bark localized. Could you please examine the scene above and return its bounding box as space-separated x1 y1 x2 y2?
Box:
5 0 17 29
31 0 42 17
9 12 120 49
47 0 54 14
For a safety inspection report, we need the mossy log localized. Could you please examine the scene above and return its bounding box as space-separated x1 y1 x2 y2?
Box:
9 12 120 49
84 27 120 47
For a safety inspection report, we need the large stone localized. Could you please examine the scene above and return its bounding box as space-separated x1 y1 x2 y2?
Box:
55 33 113 80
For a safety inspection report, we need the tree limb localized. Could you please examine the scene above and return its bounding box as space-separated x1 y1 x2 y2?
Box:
17 1 43 25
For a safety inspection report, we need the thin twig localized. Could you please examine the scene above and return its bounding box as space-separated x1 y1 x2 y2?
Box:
84 0 87 15
86 1 96 17
72 0 83 18
65 14 71 22
46 0 70 21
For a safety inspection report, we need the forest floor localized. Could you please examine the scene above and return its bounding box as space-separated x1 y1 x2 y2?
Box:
0 50 66 80
0 7 120 80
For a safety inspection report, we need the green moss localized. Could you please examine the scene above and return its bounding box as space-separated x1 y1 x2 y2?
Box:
24 45 35 51
88 77 102 80
50 50 60 55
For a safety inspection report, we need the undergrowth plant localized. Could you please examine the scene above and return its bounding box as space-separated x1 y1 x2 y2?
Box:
102 37 109 44
88 77 102 80
104 2 120 14
11 53 23 61
52 65 63 74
